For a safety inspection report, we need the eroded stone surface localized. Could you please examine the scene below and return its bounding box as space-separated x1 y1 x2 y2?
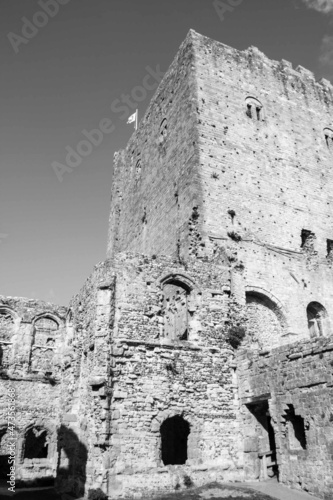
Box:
1 30 333 500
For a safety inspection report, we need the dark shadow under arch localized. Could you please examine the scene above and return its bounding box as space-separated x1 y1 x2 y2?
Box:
160 415 190 466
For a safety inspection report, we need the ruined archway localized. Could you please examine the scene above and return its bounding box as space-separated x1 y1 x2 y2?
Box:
160 415 190 466
245 290 287 350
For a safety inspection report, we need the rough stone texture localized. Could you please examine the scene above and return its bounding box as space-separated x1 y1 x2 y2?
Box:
1 30 333 500
0 296 67 485
237 338 333 500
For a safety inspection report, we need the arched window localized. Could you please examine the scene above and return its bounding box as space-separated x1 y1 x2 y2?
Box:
23 426 49 460
159 118 168 140
30 316 59 373
245 291 286 350
307 302 327 338
324 128 333 150
246 97 264 121
0 309 15 368
163 280 190 341
160 416 190 465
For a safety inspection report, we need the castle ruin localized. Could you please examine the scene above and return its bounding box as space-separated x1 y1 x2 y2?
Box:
1 30 333 499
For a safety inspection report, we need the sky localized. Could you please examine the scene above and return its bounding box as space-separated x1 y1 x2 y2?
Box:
0 0 333 306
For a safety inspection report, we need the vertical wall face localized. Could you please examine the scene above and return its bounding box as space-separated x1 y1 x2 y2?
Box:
189 32 333 342
0 297 67 486
237 338 333 499
107 31 202 260
193 32 333 253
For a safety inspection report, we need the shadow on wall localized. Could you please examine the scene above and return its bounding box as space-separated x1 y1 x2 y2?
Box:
56 425 87 499
7 425 89 499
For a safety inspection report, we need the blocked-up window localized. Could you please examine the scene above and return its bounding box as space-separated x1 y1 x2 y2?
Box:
163 281 189 341
0 309 15 368
246 97 264 121
30 316 59 373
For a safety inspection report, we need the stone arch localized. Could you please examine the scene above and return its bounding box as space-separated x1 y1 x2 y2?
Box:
245 96 264 121
159 118 168 139
307 301 328 338
244 287 287 350
21 421 56 462
158 274 200 341
160 415 190 466
30 314 61 373
0 307 18 368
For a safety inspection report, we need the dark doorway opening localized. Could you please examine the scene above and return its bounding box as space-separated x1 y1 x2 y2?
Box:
24 427 49 459
247 400 279 480
0 455 10 480
0 429 11 480
160 415 190 466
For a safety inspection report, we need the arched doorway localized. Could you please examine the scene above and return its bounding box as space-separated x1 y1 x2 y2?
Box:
160 416 190 466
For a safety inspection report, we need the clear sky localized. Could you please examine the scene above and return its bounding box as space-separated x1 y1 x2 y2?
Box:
0 0 332 305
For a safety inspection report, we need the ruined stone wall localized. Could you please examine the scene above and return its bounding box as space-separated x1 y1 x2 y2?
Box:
107 31 202 261
56 260 115 497
237 337 333 500
0 296 67 485
192 31 333 254
105 253 243 498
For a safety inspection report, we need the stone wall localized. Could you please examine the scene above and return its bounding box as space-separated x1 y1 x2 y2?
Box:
237 337 333 500
0 296 67 485
107 31 201 261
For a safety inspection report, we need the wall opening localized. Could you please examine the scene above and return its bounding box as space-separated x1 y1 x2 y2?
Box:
245 97 263 121
246 401 278 480
163 280 190 341
307 302 327 338
301 229 315 252
24 427 49 459
284 405 307 450
324 127 333 150
327 239 333 260
160 415 190 466
30 316 59 373
0 429 10 479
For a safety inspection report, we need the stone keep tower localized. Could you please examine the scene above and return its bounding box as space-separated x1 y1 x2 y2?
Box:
2 30 333 500
68 29 332 498
64 30 333 499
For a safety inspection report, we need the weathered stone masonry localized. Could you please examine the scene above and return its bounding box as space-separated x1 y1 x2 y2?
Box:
1 29 333 499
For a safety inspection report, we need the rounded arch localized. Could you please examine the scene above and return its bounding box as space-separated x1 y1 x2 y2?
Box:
0 306 19 321
32 312 62 328
157 272 199 293
159 118 168 137
160 415 190 466
307 301 328 338
245 286 288 328
245 96 264 120
245 286 288 350
324 127 333 147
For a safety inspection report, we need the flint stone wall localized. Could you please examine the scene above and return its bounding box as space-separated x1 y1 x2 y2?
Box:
237 337 333 500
